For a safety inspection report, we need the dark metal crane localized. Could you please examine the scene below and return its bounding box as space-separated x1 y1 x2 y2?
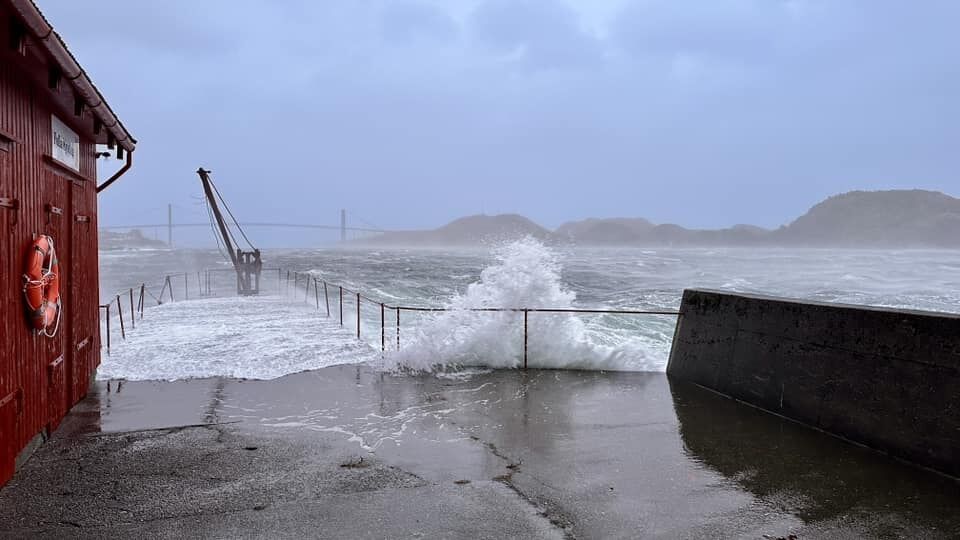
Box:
197 168 262 295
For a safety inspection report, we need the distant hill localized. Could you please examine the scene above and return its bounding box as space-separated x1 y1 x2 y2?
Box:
773 190 960 247
363 214 549 246
554 219 770 246
554 218 654 244
360 190 960 248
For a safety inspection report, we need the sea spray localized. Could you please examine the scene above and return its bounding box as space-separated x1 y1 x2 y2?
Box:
95 245 951 380
384 237 661 372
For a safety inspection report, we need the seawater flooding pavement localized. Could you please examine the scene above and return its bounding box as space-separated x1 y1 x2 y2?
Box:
65 242 960 537
1 366 959 539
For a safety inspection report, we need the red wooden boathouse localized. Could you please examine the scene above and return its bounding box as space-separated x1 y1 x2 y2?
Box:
0 0 135 486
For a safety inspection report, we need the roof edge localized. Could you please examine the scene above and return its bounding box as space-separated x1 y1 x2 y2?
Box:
9 0 136 152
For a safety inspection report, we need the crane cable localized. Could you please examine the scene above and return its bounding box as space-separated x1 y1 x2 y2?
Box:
208 176 255 250
203 195 229 261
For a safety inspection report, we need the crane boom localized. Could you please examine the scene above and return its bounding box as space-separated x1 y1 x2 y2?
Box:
197 168 262 295
198 168 238 267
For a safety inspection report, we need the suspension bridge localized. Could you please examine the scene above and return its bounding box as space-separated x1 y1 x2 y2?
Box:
99 207 396 246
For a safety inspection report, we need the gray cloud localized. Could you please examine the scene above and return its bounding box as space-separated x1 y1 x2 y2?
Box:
43 2 231 55
36 0 960 244
469 0 603 70
380 1 458 44
612 0 788 61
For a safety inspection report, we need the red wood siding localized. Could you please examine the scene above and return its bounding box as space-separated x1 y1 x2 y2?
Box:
1 5 103 486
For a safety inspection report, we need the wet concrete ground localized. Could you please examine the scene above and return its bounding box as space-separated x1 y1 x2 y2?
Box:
1 366 959 539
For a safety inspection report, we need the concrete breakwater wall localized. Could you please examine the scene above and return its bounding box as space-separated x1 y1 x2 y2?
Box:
667 289 960 478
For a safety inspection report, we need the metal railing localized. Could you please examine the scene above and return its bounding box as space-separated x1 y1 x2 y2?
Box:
98 267 285 354
100 266 681 368
278 268 679 369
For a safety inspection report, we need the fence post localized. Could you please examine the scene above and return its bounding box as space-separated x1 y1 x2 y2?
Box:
129 288 135 330
184 273 189 301
117 296 126 340
197 271 202 297
286 270 290 296
356 293 361 339
167 275 174 302
139 284 145 318
324 281 330 317
396 307 400 350
104 304 111 355
523 309 528 370
314 278 320 310
339 286 343 326
381 303 385 352
158 278 167 304
304 275 310 303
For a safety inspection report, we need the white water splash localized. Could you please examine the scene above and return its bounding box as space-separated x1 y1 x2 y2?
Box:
384 238 663 372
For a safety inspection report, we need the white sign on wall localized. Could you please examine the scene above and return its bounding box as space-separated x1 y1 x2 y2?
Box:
51 115 79 171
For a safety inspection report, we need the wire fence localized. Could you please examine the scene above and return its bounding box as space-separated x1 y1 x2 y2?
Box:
100 266 681 368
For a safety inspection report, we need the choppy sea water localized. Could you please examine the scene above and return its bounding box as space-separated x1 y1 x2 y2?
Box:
98 240 960 380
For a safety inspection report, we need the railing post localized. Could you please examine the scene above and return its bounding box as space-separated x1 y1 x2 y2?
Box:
339 286 343 326
197 271 202 297
396 307 400 350
314 278 320 310
523 309 528 370
158 277 167 304
138 284 145 318
117 296 126 340
324 281 330 317
184 273 189 301
167 275 174 302
129 288 135 330
356 292 361 339
104 304 111 355
304 275 310 303
286 270 290 296
381 303 385 352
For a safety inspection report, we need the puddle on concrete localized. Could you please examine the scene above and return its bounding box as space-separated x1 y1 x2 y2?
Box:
57 366 960 538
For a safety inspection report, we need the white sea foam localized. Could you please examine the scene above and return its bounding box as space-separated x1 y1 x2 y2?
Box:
383 238 664 372
99 296 378 381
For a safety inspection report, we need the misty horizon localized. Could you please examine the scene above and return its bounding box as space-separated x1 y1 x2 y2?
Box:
100 188 960 249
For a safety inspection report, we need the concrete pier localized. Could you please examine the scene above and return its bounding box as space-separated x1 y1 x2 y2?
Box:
668 288 960 478
1 366 958 538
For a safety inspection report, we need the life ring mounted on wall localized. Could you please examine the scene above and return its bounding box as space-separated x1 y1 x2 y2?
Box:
23 234 62 338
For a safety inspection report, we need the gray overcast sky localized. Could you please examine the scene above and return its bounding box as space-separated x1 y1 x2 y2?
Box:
43 0 959 235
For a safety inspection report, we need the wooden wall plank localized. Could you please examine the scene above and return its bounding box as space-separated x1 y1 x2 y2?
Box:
0 4 103 483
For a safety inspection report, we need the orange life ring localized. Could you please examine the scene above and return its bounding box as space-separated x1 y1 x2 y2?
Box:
23 235 61 337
